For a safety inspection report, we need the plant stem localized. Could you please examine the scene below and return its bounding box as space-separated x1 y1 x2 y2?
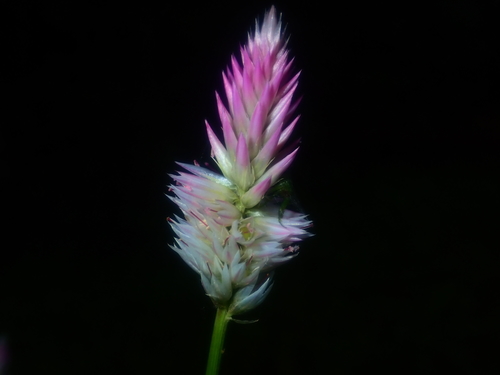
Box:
205 307 231 375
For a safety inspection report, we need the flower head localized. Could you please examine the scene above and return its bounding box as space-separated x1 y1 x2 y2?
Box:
168 7 311 316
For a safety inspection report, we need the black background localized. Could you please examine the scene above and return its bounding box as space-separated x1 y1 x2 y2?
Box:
2 0 499 374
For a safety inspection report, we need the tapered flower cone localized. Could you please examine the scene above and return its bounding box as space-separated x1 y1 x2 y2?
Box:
168 6 312 316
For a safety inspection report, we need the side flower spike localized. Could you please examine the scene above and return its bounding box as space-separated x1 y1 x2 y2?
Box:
168 6 312 317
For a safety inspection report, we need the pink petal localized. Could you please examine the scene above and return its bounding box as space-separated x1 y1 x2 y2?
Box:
241 176 272 208
216 92 237 153
205 120 232 177
257 147 298 187
252 121 282 178
231 82 249 135
277 115 300 149
222 71 234 114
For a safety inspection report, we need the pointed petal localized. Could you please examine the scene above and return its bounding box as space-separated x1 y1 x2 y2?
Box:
230 55 243 88
222 71 234 115
252 122 282 178
229 276 273 316
256 147 298 187
241 176 272 208
265 82 297 140
247 101 267 155
233 133 254 191
205 120 232 177
175 162 234 188
231 82 249 136
277 115 299 148
216 91 238 154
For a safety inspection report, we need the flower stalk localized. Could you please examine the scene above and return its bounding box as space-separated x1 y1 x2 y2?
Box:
205 308 231 375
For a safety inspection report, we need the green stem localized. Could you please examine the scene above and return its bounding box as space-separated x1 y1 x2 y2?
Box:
205 307 231 375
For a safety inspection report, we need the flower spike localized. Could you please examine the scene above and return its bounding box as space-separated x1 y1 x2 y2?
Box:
169 6 312 318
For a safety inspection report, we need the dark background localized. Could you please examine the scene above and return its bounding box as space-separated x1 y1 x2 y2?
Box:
2 0 499 374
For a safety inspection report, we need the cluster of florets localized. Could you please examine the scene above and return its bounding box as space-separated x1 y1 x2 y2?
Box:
168 7 311 316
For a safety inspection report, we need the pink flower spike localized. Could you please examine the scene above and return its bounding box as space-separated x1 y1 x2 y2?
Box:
168 7 312 320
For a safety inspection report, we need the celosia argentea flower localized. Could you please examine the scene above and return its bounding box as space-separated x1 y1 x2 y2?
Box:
168 7 312 318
